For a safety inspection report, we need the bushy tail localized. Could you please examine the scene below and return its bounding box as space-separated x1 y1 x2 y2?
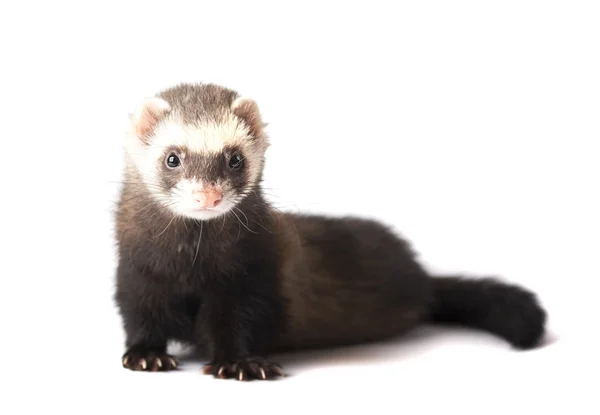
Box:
428 275 547 349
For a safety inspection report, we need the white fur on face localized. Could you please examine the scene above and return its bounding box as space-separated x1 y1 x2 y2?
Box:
155 113 250 153
168 178 239 221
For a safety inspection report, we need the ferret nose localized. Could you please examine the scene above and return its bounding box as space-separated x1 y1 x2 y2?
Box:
192 189 222 208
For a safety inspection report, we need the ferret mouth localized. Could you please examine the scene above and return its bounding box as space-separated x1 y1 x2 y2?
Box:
191 206 219 211
175 198 237 221
181 206 229 221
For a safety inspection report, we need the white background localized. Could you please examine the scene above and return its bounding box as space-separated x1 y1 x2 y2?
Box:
1 1 598 413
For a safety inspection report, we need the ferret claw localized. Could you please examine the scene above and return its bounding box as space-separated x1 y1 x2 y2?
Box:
122 356 129 367
156 358 163 368
169 358 177 368
205 359 284 380
140 359 147 370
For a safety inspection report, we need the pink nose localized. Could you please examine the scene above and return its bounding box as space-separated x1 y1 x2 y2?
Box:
193 189 222 208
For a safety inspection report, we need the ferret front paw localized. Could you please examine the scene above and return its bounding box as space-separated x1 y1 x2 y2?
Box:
202 357 285 381
122 350 179 372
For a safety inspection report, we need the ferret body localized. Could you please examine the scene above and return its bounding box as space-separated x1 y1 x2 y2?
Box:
115 83 547 380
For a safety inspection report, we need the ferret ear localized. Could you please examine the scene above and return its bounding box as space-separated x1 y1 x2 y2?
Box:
131 97 171 143
231 96 266 138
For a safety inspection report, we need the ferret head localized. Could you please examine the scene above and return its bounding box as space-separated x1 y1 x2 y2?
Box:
124 83 269 221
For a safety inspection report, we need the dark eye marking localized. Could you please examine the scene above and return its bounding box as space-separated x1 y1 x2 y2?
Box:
228 152 244 170
166 153 181 168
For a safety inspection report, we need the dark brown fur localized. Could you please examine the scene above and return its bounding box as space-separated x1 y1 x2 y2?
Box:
158 83 240 124
271 211 432 351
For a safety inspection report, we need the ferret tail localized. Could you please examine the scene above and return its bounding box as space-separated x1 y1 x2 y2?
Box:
427 275 547 349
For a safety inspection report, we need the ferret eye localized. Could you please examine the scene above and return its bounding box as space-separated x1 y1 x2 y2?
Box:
228 153 244 170
166 154 180 168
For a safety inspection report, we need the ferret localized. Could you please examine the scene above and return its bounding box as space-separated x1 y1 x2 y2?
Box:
114 82 547 381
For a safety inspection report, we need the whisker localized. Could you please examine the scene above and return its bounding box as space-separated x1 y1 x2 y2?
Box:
231 208 258 235
192 221 203 267
220 215 227 233
229 210 242 241
234 207 251 228
154 214 177 238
